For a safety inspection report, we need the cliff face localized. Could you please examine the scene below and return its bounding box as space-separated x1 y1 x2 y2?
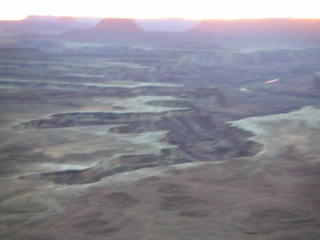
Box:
92 18 143 32
311 76 320 93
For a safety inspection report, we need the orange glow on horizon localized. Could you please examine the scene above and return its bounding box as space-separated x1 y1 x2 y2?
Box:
1 0 320 21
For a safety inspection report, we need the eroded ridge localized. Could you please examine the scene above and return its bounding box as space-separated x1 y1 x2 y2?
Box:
14 111 188 130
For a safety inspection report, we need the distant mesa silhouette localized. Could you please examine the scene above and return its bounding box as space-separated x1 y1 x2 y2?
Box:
56 16 78 23
24 15 59 22
92 18 143 32
190 18 320 35
0 15 92 34
136 18 200 32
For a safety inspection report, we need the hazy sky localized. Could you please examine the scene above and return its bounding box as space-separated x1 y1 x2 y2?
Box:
1 0 320 20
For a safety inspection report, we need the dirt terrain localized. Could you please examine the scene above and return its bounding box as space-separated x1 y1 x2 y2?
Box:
0 19 320 239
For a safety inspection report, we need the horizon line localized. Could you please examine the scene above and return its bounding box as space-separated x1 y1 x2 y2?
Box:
1 14 320 21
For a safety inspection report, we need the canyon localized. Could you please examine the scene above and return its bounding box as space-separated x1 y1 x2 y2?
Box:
0 17 320 240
